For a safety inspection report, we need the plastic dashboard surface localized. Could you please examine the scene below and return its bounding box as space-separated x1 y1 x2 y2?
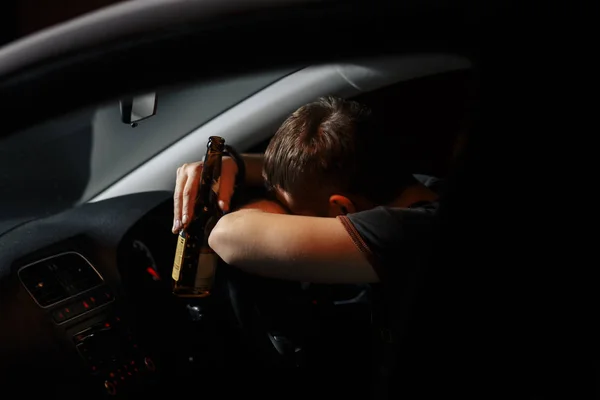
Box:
0 190 173 398
0 188 374 398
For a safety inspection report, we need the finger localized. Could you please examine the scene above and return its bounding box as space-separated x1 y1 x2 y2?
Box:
219 179 235 212
181 169 200 227
172 167 186 233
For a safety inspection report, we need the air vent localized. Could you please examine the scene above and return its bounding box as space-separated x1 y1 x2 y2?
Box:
18 252 103 307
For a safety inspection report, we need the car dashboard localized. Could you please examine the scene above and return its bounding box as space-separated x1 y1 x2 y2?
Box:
0 191 175 398
0 190 372 399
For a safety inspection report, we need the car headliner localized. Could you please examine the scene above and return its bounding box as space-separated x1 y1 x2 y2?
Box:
0 0 502 138
0 0 314 77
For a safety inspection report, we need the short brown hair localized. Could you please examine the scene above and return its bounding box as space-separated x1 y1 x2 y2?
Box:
262 96 415 205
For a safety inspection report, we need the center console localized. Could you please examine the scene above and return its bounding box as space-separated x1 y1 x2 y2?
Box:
18 251 159 397
73 314 156 396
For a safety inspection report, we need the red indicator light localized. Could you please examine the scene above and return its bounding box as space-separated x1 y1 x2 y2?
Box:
146 267 161 280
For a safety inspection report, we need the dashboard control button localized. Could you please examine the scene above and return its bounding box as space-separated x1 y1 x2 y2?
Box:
102 289 113 301
69 301 86 315
51 299 91 323
89 287 114 306
51 286 115 324
52 309 67 322
52 304 77 322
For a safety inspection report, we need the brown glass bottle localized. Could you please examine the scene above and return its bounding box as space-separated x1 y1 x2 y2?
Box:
172 136 225 298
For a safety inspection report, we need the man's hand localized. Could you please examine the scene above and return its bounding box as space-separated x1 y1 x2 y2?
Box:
173 157 238 233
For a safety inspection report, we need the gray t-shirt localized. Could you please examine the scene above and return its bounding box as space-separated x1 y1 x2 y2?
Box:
337 200 439 398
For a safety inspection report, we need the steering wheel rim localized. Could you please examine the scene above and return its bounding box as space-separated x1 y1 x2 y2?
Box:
216 147 310 366
220 260 310 367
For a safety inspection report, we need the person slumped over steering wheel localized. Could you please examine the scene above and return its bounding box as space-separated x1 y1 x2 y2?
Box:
172 96 440 397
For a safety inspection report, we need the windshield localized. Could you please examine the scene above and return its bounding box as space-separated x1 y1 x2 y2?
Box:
0 68 294 222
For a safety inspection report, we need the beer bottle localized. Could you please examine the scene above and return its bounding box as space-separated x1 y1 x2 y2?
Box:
172 136 225 298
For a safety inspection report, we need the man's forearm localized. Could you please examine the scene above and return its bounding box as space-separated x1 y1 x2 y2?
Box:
241 153 265 187
207 210 379 283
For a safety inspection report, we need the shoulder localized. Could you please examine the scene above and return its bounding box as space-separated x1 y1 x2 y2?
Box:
337 204 438 281
343 202 438 232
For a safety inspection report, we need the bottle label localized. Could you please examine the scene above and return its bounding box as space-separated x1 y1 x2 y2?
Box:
172 233 187 281
194 252 218 290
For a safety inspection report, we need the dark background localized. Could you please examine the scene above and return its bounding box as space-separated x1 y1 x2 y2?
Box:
0 0 126 46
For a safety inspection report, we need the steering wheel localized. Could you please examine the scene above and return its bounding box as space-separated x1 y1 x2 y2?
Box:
221 263 310 367
212 147 312 366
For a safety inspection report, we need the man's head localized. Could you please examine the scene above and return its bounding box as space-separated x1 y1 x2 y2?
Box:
262 96 416 217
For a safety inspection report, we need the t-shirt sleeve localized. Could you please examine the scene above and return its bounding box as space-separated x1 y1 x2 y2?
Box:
337 206 435 283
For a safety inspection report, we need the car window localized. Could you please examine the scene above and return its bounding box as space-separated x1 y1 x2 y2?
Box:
0 68 295 221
